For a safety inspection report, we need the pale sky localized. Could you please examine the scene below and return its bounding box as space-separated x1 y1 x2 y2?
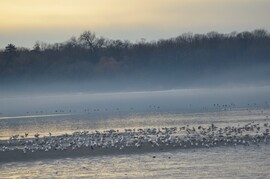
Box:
0 0 269 48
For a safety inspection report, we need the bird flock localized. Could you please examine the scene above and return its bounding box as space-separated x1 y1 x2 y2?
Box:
0 122 269 155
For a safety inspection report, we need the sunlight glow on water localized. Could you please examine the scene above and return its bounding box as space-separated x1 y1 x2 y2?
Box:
0 88 269 178
1 145 269 178
0 109 269 140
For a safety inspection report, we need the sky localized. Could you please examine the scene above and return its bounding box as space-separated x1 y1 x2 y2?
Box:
0 0 269 48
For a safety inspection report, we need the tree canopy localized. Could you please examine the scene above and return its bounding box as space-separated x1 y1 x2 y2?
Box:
0 29 270 89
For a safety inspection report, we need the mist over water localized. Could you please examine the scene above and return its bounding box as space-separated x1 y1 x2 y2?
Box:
0 85 269 116
1 30 270 178
0 85 269 139
1 2 270 177
1 83 270 179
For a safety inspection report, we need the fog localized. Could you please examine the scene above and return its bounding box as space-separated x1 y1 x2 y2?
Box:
1 30 270 117
0 86 269 117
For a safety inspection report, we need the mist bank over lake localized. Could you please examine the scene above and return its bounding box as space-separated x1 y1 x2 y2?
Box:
0 29 270 93
0 86 269 117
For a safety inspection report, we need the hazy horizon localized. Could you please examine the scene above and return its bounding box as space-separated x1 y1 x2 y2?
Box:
1 0 270 48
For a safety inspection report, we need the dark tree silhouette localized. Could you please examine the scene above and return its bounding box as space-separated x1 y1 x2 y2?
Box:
5 44 17 53
0 29 270 89
79 31 96 51
33 42 41 52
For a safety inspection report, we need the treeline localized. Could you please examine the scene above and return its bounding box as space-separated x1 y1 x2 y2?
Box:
0 29 270 88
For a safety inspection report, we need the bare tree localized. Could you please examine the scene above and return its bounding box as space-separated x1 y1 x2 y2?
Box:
79 31 96 51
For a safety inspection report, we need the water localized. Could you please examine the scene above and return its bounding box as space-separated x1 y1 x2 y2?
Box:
0 87 270 178
0 109 269 140
1 145 269 178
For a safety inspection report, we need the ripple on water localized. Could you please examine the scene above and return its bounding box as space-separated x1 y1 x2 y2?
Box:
0 145 270 178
